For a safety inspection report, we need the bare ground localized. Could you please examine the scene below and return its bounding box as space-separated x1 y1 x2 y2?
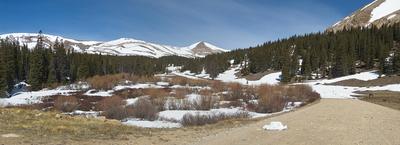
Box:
192 99 400 145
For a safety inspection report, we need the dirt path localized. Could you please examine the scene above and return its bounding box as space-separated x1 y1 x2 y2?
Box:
191 99 400 145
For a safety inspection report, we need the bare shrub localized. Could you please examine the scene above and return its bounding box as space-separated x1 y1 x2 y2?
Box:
128 97 158 121
97 96 130 120
210 80 225 93
286 85 320 103
54 96 79 112
193 95 219 110
117 89 144 99
143 88 169 98
87 73 160 90
169 76 210 86
174 88 190 99
257 94 286 113
224 83 244 101
256 85 287 113
181 112 249 126
150 97 167 111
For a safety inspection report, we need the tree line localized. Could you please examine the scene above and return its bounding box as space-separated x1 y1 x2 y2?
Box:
181 23 400 82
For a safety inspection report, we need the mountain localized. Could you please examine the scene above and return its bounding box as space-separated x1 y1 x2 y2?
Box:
0 33 228 58
328 0 400 32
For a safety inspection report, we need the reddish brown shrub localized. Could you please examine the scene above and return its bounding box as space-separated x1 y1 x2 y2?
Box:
224 83 244 101
87 73 160 90
128 97 158 121
54 96 79 112
97 96 130 120
174 88 191 99
143 88 169 99
210 80 225 93
181 112 249 126
193 95 219 110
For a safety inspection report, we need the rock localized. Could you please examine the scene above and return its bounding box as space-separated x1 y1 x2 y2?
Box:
1 133 21 138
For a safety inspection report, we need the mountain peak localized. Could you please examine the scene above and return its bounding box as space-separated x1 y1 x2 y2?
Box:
0 33 227 58
328 0 400 32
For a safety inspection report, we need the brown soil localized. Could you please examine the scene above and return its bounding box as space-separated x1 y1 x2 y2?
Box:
192 99 400 145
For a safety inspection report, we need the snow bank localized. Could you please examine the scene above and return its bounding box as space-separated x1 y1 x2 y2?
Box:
305 71 379 85
122 118 182 128
0 89 76 106
369 0 400 23
84 89 113 97
263 121 287 131
216 65 281 85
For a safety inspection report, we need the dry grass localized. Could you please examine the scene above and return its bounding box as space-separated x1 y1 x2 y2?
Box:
356 90 400 111
0 108 144 140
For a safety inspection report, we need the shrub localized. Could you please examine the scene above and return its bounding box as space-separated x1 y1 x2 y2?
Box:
210 80 225 93
87 73 160 90
255 85 287 113
173 88 190 99
193 95 219 110
97 96 131 120
224 83 243 101
181 112 249 126
54 96 79 112
169 76 210 86
286 85 320 103
143 88 169 99
128 97 158 121
257 94 286 113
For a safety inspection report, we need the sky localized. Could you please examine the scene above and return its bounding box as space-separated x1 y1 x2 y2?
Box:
0 0 373 50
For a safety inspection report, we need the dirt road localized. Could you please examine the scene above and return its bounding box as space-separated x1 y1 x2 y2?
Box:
192 99 400 145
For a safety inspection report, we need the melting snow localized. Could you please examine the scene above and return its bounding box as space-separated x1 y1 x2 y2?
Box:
263 121 287 131
122 118 182 128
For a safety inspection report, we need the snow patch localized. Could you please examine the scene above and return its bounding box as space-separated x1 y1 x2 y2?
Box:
263 121 287 131
122 118 182 128
369 0 400 23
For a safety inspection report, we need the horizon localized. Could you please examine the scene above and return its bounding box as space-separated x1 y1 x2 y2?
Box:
0 0 373 49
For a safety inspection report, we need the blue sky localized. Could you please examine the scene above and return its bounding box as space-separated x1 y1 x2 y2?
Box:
0 0 372 49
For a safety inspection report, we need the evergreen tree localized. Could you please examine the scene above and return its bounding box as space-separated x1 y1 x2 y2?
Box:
29 31 47 90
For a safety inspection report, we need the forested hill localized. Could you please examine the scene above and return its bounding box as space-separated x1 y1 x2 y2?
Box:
181 23 400 82
1 23 400 96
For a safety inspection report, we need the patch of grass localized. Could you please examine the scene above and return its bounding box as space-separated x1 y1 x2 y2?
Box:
356 90 400 110
0 108 147 140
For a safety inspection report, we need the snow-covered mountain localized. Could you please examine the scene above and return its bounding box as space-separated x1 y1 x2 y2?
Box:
328 0 400 32
0 33 228 58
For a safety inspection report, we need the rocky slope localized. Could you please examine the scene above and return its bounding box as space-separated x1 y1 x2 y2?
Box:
328 0 400 32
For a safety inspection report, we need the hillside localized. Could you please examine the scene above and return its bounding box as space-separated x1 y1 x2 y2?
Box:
328 0 400 32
